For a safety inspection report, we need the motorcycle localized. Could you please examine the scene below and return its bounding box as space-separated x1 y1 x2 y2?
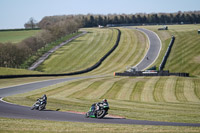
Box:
31 98 46 111
85 102 109 119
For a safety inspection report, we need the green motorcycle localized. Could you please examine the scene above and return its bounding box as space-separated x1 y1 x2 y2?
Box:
85 102 109 119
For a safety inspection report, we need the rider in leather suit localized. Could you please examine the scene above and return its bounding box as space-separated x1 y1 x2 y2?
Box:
90 99 108 116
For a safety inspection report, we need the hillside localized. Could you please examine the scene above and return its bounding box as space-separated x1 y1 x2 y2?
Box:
3 25 200 124
35 27 148 74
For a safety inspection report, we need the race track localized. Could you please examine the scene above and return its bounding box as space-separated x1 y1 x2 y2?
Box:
125 27 161 71
0 28 200 127
1 98 200 126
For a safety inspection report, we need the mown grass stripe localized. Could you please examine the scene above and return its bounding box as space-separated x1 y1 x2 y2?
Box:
163 76 178 103
30 78 90 98
130 81 145 101
194 79 200 100
153 77 165 102
116 78 138 100
183 79 200 102
43 30 96 72
66 29 102 71
141 77 160 102
68 80 103 99
95 29 130 74
101 78 127 99
109 29 135 70
50 78 102 99
85 77 122 99
175 78 188 102
84 29 119 75
128 30 148 66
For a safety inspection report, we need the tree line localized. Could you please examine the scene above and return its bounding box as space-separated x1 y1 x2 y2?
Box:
0 10 200 69
79 11 200 27
0 17 81 68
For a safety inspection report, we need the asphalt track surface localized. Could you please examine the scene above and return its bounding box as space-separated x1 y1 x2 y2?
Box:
125 27 161 71
0 28 200 127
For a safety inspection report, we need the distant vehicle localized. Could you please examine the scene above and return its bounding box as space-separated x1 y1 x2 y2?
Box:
98 25 104 28
158 26 168 30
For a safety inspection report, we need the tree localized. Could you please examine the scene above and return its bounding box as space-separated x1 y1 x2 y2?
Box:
97 15 103 25
24 17 38 29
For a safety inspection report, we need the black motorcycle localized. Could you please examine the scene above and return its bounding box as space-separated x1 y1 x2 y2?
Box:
85 102 109 119
31 98 46 111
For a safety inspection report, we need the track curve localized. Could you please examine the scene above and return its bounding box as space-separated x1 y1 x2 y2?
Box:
125 27 161 71
0 28 200 127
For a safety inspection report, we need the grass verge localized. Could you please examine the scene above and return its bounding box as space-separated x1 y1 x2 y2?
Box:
0 117 200 133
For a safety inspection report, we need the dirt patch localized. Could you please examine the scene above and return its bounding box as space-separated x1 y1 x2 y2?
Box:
157 31 171 41
192 55 200 64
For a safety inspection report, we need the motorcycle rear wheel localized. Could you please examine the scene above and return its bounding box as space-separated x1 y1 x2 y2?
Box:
96 110 106 119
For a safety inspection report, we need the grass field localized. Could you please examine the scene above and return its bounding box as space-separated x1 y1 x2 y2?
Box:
1 117 200 133
1 25 200 132
0 30 40 43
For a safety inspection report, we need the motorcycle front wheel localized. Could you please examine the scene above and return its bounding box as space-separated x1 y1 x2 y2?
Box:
31 105 35 110
85 112 89 118
39 106 43 111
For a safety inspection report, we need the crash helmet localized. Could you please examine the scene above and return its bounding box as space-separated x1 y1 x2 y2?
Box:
43 94 47 98
103 99 107 102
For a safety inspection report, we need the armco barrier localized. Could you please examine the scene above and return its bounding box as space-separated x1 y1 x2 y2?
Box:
159 36 175 71
115 71 189 77
0 28 121 79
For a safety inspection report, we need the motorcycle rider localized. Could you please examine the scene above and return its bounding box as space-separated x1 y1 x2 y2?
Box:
97 99 108 108
31 94 47 110
40 94 47 108
42 94 47 101
90 99 108 117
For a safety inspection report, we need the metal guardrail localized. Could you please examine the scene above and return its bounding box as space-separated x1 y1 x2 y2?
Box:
115 71 189 77
159 36 175 71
